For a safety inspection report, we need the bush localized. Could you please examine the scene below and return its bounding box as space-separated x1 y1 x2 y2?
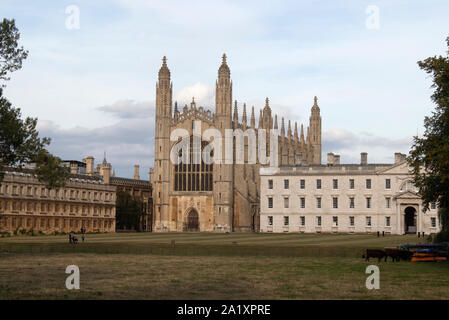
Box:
434 231 449 243
27 229 35 236
19 229 26 235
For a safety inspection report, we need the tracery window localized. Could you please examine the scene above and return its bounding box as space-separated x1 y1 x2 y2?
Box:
174 136 213 191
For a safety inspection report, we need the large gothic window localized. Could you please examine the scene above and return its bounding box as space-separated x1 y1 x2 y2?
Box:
174 136 213 191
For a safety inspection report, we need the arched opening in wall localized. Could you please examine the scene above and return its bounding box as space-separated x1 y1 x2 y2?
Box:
185 209 199 232
404 206 417 234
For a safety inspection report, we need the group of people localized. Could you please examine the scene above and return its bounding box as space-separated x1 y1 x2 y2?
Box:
68 227 86 244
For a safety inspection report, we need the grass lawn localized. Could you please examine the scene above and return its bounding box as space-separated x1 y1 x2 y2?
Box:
1 233 448 299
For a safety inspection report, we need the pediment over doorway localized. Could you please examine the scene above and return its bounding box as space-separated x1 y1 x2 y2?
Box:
394 190 421 200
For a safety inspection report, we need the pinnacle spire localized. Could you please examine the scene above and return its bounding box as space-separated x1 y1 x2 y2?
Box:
158 55 170 79
281 117 285 137
242 103 247 129
294 122 299 141
218 53 230 78
288 120 292 139
250 106 255 128
311 95 320 114
306 126 311 144
274 114 278 129
264 97 270 112
300 124 305 145
233 100 238 128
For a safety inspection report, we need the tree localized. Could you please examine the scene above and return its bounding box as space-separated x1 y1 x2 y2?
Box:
408 36 449 242
115 190 146 231
0 18 28 85
0 18 69 189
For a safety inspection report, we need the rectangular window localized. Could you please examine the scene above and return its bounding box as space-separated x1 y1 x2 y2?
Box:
386 179 391 189
366 216 372 226
366 197 371 209
316 197 321 209
349 179 355 189
349 197 355 209
333 179 338 189
300 179 305 189
284 216 289 226
268 197 273 209
268 179 273 189
350 216 355 226
386 197 391 209
300 197 305 209
284 179 289 189
431 202 436 210
333 197 338 209
284 197 289 209
431 217 436 228
268 216 273 226
316 216 322 226
333 216 338 226
300 216 305 226
366 179 371 189
316 179 321 189
386 216 391 227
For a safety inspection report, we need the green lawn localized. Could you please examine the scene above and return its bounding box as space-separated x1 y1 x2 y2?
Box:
1 233 448 299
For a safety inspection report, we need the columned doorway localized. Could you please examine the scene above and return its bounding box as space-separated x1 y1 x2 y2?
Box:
404 206 417 234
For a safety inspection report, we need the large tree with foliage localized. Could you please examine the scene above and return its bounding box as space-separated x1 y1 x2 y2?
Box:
115 190 147 231
0 18 69 189
0 18 28 85
408 36 449 242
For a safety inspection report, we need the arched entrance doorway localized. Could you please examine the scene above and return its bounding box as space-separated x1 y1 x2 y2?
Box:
404 206 417 234
186 209 199 232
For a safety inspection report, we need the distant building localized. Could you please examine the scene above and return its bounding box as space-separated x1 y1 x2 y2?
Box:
0 156 152 235
0 165 116 234
260 152 440 235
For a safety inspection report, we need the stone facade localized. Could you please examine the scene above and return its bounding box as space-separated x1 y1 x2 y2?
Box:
0 167 116 234
260 153 440 235
152 54 322 232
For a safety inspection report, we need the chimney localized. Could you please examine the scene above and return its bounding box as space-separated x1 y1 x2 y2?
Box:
102 164 111 184
134 165 140 180
149 168 154 183
327 152 334 166
83 156 94 176
333 154 340 165
361 152 368 165
394 152 406 164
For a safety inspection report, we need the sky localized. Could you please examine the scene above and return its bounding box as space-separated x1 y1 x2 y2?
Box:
1 0 449 178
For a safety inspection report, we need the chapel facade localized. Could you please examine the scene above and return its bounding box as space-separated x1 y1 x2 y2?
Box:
152 54 322 232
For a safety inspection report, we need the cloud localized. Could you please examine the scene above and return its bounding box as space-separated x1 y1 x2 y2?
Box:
97 99 154 119
322 128 413 164
174 82 215 108
37 115 155 179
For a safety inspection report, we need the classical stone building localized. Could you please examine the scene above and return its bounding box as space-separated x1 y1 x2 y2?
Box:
0 165 116 234
152 54 322 232
0 156 152 235
260 152 440 235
